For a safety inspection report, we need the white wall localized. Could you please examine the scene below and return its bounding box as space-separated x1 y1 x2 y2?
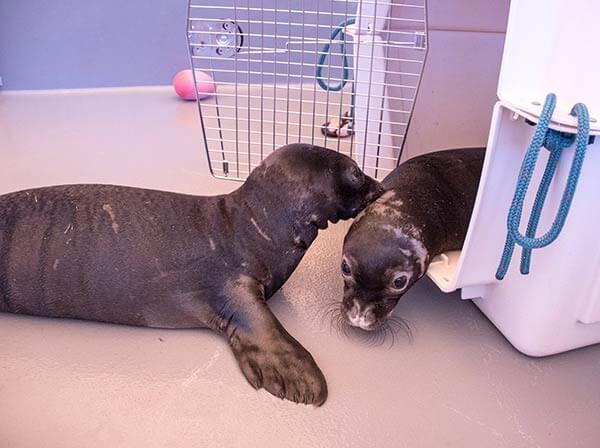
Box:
403 0 510 158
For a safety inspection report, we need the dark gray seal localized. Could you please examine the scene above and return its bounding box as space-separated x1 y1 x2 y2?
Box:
0 143 383 406
339 148 485 332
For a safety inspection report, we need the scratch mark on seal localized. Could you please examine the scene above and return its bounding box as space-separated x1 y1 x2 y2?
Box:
102 204 119 234
209 238 216 251
250 217 272 241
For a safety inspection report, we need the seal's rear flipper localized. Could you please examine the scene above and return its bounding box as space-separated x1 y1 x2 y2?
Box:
218 275 328 406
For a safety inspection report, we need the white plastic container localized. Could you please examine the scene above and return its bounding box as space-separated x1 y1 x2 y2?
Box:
427 0 600 356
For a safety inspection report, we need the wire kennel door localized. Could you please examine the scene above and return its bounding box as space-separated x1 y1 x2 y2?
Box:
187 0 428 181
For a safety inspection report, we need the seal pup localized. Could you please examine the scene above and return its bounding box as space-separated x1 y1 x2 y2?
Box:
339 148 485 333
0 143 383 405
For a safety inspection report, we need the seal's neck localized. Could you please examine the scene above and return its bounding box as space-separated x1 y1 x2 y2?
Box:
233 181 328 249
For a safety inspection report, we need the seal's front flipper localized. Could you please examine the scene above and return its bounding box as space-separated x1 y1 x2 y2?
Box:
219 275 328 406
231 318 328 406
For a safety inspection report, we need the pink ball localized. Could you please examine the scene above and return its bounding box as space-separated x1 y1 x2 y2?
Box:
173 69 216 100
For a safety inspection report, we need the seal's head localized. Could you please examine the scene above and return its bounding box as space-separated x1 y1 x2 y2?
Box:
249 144 384 226
340 191 429 331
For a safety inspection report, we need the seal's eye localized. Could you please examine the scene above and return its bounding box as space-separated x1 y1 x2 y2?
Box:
347 165 364 187
341 259 352 276
392 275 408 291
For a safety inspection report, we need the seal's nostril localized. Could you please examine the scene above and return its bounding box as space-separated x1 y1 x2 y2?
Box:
364 308 376 325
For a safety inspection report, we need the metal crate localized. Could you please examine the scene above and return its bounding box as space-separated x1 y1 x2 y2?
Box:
187 0 428 181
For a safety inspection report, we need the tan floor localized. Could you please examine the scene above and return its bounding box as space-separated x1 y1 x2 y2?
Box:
1 87 599 448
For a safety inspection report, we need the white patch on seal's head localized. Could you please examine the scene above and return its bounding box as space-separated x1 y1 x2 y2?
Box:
369 202 399 217
379 191 396 201
380 224 428 276
408 236 428 275
367 190 404 218
399 248 412 258
380 190 404 206
352 208 368 225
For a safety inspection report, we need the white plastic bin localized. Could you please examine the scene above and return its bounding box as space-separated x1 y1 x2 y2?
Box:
426 0 600 356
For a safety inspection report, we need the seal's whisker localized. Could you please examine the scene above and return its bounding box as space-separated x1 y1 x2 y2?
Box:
380 325 390 348
320 301 344 335
385 324 396 349
329 308 342 335
338 315 351 338
339 316 349 338
321 301 414 348
320 301 342 321
324 301 353 339
388 316 413 342
362 330 373 346
333 313 346 337
321 300 341 312
362 326 386 347
374 330 385 347
322 303 341 319
321 308 336 325
380 328 389 346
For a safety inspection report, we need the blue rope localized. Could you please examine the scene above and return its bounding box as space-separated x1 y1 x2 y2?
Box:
496 93 590 280
316 18 356 136
316 18 355 92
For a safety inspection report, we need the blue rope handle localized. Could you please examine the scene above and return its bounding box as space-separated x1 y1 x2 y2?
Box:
316 18 355 92
315 18 357 136
496 93 590 280
519 130 573 273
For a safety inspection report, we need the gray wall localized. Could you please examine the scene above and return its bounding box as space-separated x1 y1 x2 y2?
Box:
0 0 509 92
0 0 190 90
1 0 347 90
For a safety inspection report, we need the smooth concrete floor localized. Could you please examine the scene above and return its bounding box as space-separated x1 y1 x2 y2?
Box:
1 87 600 448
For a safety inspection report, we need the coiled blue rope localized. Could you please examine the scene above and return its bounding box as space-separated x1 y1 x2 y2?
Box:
316 18 355 92
316 18 356 136
496 93 590 280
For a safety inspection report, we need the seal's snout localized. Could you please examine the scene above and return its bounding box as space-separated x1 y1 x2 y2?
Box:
342 295 399 331
343 298 377 330
340 175 384 221
354 176 384 217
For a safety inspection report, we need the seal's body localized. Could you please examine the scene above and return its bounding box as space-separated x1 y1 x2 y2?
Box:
0 143 382 405
340 148 485 331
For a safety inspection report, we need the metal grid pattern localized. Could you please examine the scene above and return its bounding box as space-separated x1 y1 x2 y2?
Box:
187 0 428 181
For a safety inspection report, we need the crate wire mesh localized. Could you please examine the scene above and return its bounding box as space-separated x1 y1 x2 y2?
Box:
187 0 428 180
